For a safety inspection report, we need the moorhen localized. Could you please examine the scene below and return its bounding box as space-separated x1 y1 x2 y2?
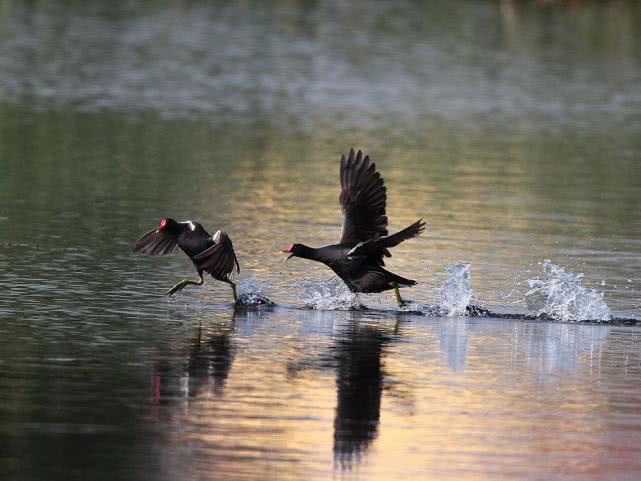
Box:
282 149 425 306
133 218 240 301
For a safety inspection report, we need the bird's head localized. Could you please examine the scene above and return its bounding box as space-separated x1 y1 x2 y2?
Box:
281 243 305 261
158 218 178 233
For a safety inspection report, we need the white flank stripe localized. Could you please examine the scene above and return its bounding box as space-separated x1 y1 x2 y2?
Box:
181 220 196 231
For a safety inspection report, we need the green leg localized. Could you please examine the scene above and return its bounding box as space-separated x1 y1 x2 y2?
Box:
394 284 405 308
231 282 238 304
164 274 204 296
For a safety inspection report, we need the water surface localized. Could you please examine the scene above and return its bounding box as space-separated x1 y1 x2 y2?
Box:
1 1 641 480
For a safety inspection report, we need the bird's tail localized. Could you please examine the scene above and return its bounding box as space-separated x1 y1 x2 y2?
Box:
382 268 417 287
381 219 426 250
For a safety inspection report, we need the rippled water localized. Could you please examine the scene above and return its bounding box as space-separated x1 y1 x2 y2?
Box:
1 1 641 480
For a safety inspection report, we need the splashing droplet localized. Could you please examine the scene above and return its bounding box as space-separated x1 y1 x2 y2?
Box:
236 276 272 306
525 260 610 322
439 263 473 316
297 278 363 310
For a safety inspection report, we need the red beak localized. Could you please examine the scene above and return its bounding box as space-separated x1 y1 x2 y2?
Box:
281 245 294 261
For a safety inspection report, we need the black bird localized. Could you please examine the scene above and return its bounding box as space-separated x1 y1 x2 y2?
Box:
282 149 425 306
133 218 239 300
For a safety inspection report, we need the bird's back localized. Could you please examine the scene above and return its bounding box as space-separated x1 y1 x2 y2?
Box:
177 223 213 258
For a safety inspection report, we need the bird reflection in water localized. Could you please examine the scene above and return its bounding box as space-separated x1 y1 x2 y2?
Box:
288 314 402 470
333 321 393 469
151 318 236 409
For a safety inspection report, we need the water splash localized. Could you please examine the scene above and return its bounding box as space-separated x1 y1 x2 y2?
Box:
398 264 474 316
439 264 473 316
236 276 273 306
525 260 610 322
297 278 363 311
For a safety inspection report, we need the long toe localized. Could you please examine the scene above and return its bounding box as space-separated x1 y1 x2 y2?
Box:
164 284 185 296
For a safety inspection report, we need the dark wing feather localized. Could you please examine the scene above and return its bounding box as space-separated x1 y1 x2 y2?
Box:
347 219 426 261
192 231 239 282
339 149 388 246
132 228 179 256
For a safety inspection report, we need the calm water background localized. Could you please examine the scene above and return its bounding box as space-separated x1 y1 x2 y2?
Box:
1 1 641 480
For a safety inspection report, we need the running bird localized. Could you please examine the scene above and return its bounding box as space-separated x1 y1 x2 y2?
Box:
133 219 240 301
282 149 425 306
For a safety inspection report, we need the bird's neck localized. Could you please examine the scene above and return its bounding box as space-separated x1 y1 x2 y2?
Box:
296 245 324 262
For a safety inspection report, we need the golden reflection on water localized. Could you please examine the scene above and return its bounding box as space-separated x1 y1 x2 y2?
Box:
145 314 641 481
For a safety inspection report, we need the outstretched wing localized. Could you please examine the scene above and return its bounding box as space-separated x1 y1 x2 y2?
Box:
192 231 240 282
339 149 388 246
347 219 426 261
132 228 179 256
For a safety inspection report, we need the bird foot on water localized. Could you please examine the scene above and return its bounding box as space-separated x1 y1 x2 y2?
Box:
465 304 492 317
397 299 413 308
164 283 187 296
164 279 200 296
234 293 274 307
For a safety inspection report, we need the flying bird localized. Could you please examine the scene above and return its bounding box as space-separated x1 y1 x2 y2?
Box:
282 149 425 306
133 218 239 301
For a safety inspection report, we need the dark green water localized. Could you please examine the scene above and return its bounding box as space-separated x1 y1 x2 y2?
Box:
1 1 641 480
